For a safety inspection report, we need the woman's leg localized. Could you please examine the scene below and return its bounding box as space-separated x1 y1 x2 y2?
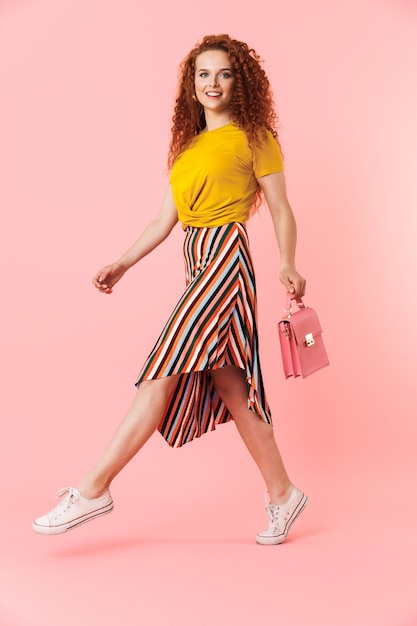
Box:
210 365 292 504
77 375 180 498
32 375 180 534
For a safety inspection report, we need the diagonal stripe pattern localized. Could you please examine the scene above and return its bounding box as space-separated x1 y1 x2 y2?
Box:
136 222 272 447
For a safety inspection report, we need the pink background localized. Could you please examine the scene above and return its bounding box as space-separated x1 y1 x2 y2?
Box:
1 0 417 624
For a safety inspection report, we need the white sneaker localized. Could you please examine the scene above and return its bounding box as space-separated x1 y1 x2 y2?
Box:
256 485 308 545
32 487 113 535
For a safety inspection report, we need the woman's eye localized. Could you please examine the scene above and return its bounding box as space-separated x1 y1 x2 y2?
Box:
197 71 232 79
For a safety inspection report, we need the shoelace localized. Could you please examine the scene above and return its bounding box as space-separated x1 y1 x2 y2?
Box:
262 491 276 529
47 487 80 521
264 491 277 523
264 491 290 529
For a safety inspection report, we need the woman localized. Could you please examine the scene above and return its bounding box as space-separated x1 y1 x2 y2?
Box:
32 34 308 545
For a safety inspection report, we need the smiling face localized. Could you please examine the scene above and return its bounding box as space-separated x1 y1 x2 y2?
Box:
194 49 234 120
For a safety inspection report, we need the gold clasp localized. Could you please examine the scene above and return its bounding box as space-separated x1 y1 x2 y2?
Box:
305 333 315 347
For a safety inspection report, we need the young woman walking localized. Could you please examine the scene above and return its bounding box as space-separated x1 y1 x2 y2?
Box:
33 34 308 545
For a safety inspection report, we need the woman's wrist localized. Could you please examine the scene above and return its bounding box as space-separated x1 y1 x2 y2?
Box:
280 262 296 272
114 259 130 273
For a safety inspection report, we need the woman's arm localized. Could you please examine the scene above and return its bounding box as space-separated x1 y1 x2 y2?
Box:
257 171 306 299
93 185 178 294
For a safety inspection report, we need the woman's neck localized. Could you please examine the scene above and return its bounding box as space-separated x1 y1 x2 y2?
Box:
203 110 231 132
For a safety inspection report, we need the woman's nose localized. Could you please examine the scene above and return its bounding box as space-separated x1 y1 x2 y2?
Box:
209 75 219 87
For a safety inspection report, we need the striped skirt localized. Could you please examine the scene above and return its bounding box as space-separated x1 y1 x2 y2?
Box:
136 222 272 447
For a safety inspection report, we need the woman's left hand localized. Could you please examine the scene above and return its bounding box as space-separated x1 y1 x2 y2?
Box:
279 267 306 300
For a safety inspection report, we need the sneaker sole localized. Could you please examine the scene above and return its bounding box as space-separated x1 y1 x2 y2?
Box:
256 494 308 545
32 501 114 535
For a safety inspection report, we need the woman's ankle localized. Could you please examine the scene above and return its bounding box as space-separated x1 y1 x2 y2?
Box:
77 478 110 499
268 483 293 505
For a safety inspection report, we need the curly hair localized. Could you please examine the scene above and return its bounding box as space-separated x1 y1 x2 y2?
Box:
168 34 281 169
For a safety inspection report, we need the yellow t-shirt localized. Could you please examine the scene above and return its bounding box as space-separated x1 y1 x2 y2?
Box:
169 122 283 228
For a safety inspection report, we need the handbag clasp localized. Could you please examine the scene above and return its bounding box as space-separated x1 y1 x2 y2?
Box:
305 333 315 347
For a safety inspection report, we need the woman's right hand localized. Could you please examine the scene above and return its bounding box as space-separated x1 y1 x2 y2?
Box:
92 263 126 294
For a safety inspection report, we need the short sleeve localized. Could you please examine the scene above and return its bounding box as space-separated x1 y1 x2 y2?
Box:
252 130 284 178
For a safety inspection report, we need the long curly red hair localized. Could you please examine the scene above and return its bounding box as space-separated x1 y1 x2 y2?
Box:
168 34 281 169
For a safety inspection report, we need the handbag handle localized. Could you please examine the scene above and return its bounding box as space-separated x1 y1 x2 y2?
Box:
283 293 307 318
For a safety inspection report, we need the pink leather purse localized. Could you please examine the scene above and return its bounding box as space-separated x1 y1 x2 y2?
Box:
278 294 329 378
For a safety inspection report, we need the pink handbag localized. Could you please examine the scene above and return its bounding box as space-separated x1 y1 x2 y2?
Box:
278 294 329 378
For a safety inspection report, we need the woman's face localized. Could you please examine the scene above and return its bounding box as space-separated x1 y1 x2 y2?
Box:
194 49 234 114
